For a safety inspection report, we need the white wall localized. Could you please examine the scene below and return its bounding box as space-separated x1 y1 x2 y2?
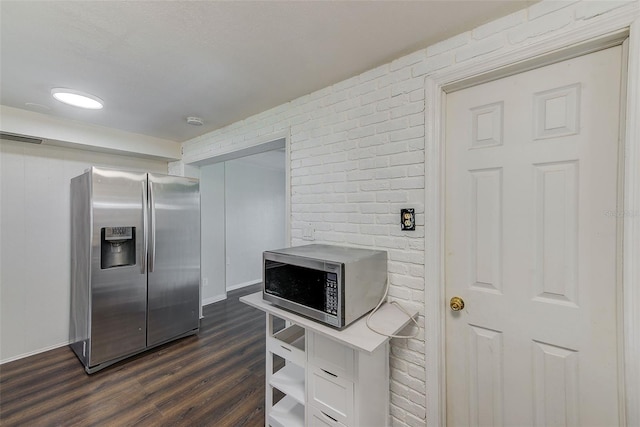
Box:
176 2 639 424
0 140 167 363
200 162 226 304
224 155 286 289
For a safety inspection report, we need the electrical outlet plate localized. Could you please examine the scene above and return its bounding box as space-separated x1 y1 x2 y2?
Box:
401 208 415 231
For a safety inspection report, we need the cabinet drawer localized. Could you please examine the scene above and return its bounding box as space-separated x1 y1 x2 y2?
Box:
268 324 306 366
308 366 354 425
308 331 355 380
308 404 348 427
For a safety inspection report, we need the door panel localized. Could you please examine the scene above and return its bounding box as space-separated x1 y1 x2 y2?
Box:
90 168 147 366
532 340 579 426
533 161 578 306
147 173 200 346
445 46 622 426
467 325 503 427
469 168 502 294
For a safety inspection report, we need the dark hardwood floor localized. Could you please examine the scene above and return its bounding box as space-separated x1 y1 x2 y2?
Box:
0 285 268 427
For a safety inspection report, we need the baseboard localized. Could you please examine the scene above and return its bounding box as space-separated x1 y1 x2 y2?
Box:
227 279 261 292
202 294 227 307
1 341 69 365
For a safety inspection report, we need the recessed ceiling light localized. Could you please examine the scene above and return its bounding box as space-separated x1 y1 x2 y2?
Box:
51 88 103 109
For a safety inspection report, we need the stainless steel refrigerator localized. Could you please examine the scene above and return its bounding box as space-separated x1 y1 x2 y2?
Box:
69 167 200 373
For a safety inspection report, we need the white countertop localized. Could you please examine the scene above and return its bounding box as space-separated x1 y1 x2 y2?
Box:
240 291 418 354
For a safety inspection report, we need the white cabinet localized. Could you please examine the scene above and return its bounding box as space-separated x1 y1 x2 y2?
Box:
240 292 417 427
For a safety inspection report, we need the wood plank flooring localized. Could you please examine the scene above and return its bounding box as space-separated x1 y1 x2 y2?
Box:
0 285 268 427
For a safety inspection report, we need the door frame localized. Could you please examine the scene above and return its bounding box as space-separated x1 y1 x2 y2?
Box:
424 14 640 427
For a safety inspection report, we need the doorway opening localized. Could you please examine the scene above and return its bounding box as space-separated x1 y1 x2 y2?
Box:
191 137 288 305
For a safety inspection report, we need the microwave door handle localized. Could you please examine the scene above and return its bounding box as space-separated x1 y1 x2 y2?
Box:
141 181 148 274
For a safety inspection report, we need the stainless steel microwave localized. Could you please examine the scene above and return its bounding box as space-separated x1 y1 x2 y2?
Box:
262 244 387 329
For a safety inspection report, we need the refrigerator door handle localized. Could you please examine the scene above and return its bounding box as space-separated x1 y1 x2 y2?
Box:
141 181 148 274
149 180 156 273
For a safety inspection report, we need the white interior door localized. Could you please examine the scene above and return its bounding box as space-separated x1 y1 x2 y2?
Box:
445 46 623 426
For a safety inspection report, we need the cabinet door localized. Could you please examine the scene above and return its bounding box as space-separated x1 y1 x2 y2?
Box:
308 366 354 425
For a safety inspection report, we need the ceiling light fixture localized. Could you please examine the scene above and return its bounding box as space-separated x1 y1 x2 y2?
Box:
51 88 104 109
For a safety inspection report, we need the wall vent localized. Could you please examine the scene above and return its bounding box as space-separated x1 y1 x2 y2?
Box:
0 132 43 144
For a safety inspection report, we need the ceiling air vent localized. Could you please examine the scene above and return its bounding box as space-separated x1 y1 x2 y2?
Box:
0 132 43 144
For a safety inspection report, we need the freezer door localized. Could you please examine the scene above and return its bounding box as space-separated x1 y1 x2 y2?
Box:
89 168 147 366
147 173 200 346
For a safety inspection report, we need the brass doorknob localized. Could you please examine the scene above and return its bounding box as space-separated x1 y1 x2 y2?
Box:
450 296 465 311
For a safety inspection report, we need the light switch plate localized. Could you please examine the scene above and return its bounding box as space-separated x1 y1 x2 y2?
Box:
303 225 315 241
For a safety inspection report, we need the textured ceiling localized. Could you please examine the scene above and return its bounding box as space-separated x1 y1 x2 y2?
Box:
0 1 534 143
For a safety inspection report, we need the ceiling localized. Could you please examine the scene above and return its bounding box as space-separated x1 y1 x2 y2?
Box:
0 1 535 144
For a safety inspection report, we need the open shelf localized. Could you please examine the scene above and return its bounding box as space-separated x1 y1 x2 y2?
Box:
269 362 305 405
268 395 305 427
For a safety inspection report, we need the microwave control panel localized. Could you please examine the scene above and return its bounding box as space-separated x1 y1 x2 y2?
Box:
325 272 338 316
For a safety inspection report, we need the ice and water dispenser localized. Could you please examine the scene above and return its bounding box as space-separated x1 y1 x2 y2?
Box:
100 226 136 269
